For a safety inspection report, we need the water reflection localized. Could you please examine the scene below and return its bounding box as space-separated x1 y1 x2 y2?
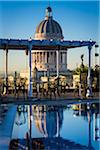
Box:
15 105 27 126
72 103 100 150
9 103 99 150
32 105 63 137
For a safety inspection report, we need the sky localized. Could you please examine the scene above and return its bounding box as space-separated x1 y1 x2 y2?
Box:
0 0 99 73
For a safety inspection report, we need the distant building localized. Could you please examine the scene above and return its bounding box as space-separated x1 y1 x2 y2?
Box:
32 7 67 76
8 76 14 82
73 75 80 88
20 70 29 79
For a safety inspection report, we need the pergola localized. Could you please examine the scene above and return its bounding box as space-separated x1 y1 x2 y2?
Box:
0 38 96 97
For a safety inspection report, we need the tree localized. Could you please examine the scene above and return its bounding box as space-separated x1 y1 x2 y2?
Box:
73 65 88 75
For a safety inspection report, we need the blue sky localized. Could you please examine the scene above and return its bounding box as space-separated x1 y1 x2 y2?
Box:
0 0 99 73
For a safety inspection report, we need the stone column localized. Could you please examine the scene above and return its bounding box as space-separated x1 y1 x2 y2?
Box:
42 52 44 63
36 52 38 63
45 52 47 63
33 53 35 65
38 52 39 63
66 50 67 69
62 52 65 64
64 52 66 64
53 52 55 64
39 52 40 63
56 50 59 77
87 45 92 97
49 52 50 64
48 52 49 63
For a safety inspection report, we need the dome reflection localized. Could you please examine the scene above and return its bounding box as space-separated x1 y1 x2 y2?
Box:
32 105 63 137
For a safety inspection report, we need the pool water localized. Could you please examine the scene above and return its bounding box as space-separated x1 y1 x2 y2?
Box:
10 103 100 150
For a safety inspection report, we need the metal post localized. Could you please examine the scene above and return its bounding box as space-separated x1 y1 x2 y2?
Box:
66 50 68 70
14 71 17 96
87 45 92 97
28 43 33 97
56 50 59 77
5 48 8 94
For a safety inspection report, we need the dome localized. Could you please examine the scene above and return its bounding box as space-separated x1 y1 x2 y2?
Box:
34 7 64 40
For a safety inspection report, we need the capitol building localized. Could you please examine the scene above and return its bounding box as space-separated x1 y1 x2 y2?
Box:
32 7 68 77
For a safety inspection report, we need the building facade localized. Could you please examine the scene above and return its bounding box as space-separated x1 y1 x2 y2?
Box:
32 7 68 76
